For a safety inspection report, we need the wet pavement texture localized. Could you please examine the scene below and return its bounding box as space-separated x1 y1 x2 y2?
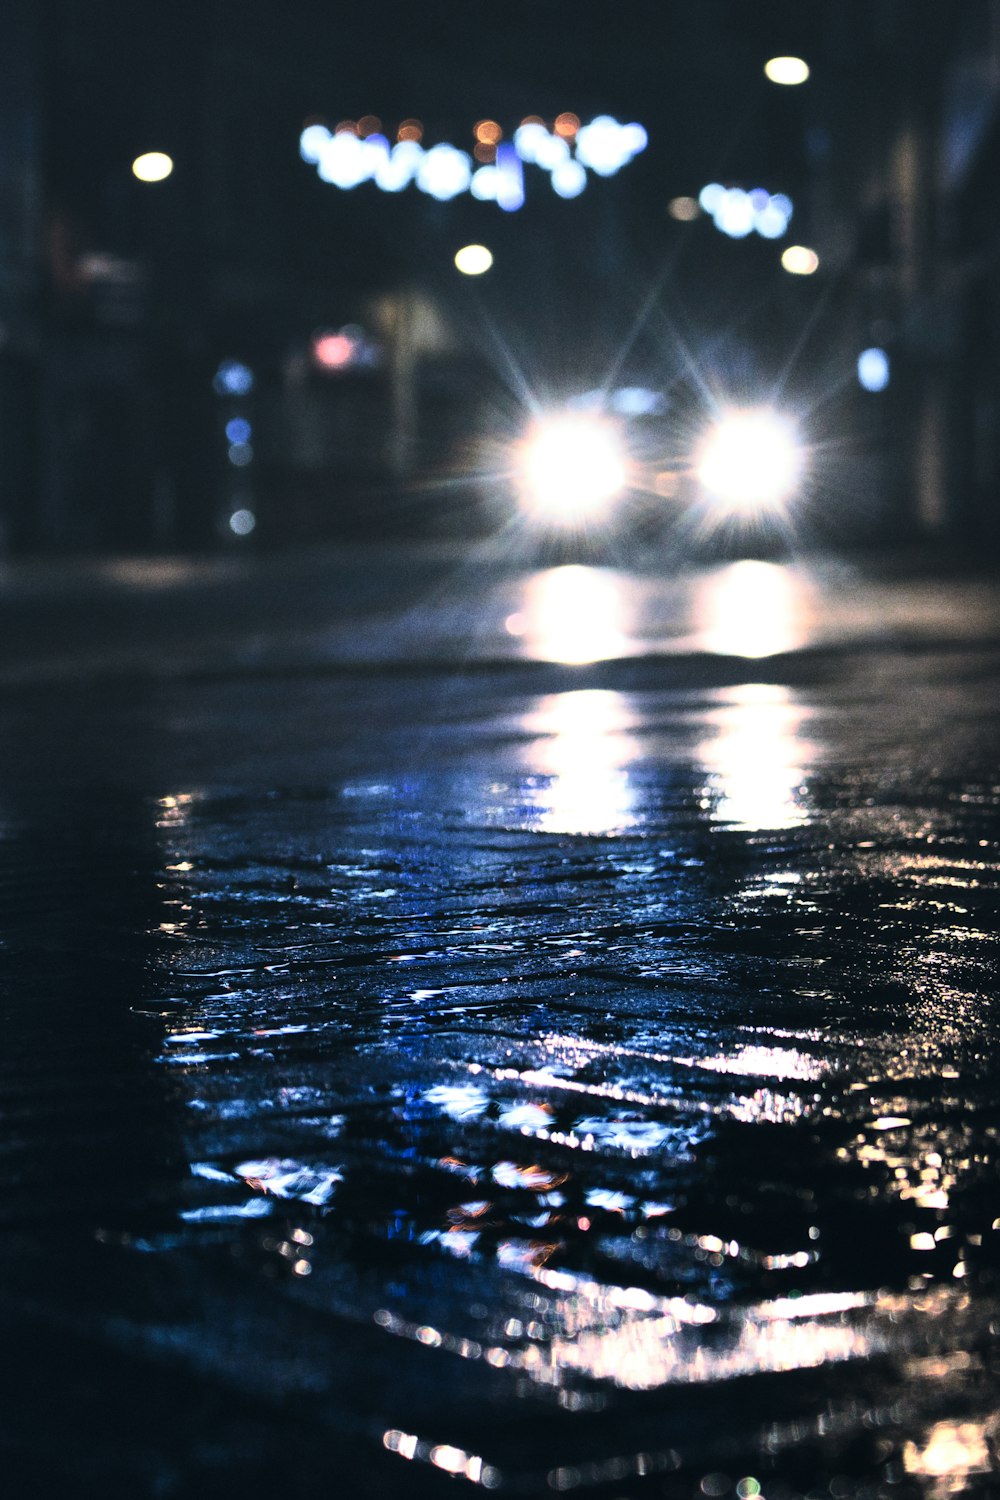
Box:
2 547 1000 1499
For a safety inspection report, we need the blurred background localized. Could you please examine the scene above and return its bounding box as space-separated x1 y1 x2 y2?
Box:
2 0 999 559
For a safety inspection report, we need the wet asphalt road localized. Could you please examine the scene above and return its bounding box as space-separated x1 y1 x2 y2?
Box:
1 543 999 1499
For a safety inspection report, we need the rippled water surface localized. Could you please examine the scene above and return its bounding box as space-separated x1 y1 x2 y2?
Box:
2 563 1000 1498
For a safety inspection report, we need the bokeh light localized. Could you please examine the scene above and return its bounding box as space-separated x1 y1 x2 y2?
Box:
765 56 810 85
858 346 891 392
416 144 473 201
699 184 792 239
305 113 646 207
454 244 493 276
554 112 581 138
668 195 700 220
312 330 357 369
212 360 254 397
132 151 173 183
228 508 256 536
299 124 330 163
550 159 587 199
781 244 820 275
715 187 755 238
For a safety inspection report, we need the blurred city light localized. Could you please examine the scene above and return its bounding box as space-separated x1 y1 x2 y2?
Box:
857 346 891 392
495 143 526 210
299 124 330 163
416 143 473 201
227 442 253 467
575 116 647 175
376 140 424 192
531 132 571 171
695 411 803 513
716 188 755 238
228 508 256 536
212 360 254 396
302 114 645 208
554 112 582 138
454 244 493 276
781 244 819 274
312 330 356 369
310 325 377 371
470 166 500 201
754 200 790 238
519 414 627 524
699 183 793 239
131 151 173 183
668 195 700 220
512 121 551 162
225 417 252 445
764 56 810 85
550 159 587 199
317 130 374 189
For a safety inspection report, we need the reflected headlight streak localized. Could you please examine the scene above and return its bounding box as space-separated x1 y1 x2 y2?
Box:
695 410 804 515
518 415 628 525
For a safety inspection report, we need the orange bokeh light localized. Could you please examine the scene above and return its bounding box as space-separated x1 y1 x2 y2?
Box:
475 119 503 144
554 112 581 137
397 118 423 142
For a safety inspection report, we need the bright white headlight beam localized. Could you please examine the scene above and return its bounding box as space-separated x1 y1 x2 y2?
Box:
519 414 628 525
695 410 803 514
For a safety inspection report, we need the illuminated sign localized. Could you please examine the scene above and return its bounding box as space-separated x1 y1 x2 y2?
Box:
299 115 647 210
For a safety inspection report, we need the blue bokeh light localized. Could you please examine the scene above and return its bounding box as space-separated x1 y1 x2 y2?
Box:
304 114 647 207
495 144 525 211
550 159 587 199
213 360 254 397
857 347 890 392
417 144 473 201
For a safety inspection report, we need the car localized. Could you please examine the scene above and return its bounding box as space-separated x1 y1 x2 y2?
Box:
506 386 806 558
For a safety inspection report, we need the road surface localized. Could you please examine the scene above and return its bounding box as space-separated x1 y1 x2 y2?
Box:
1 542 999 1498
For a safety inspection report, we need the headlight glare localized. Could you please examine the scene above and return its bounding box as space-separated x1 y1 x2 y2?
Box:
695 410 803 513
519 414 628 524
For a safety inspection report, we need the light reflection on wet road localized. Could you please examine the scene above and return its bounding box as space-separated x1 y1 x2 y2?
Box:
1 551 999 1497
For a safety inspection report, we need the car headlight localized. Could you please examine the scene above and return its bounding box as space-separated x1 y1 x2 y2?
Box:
694 409 803 514
518 413 628 524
